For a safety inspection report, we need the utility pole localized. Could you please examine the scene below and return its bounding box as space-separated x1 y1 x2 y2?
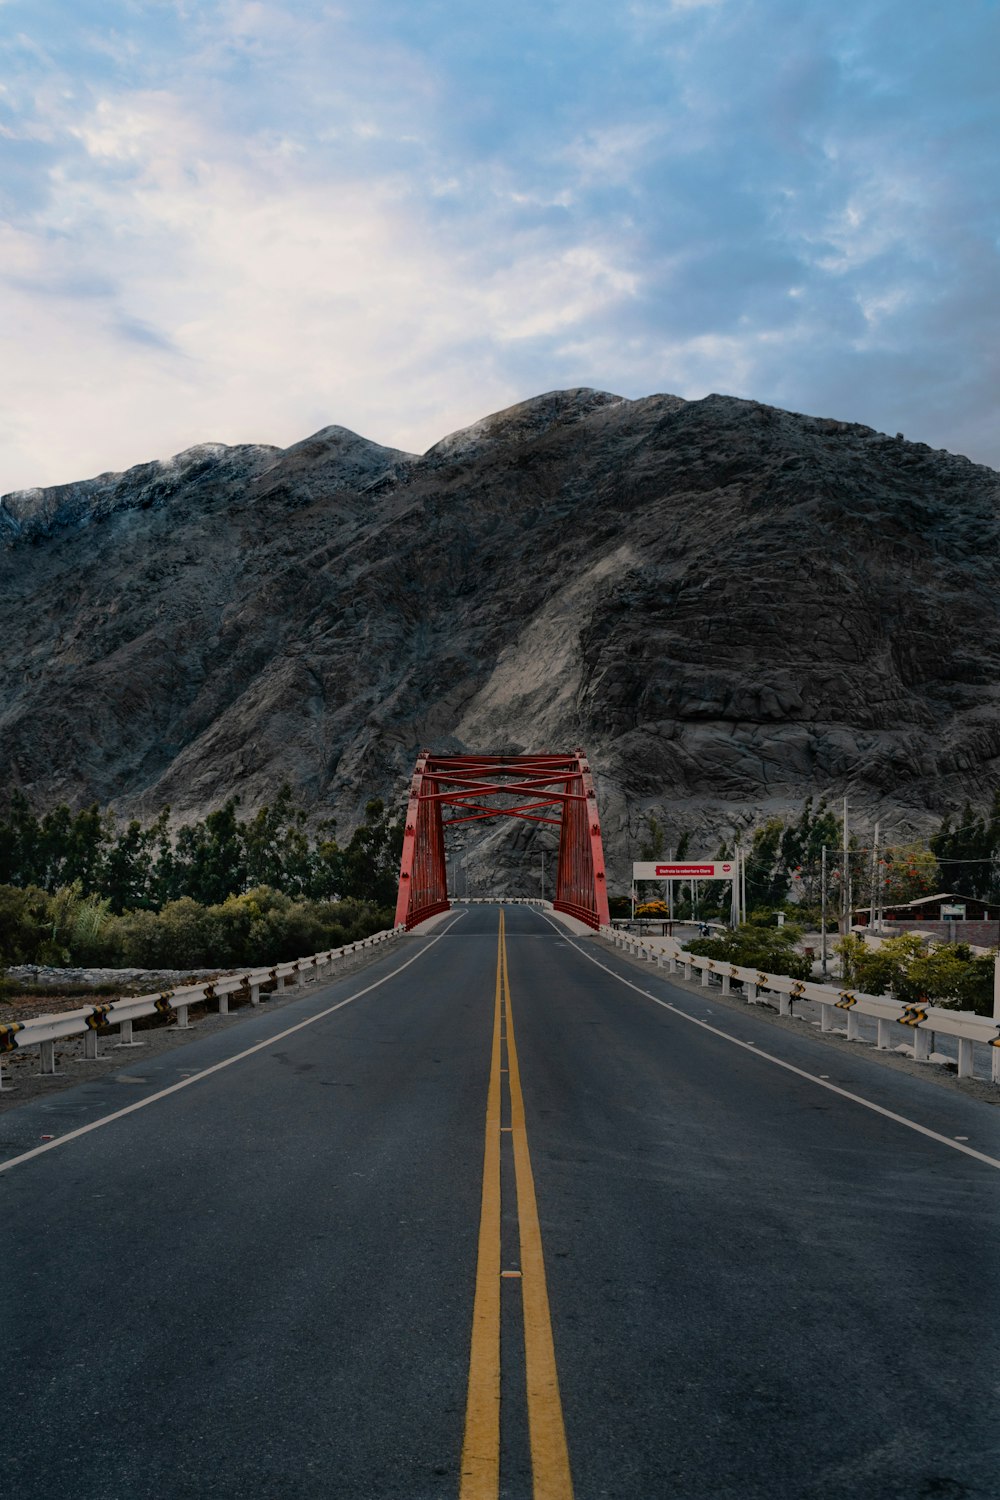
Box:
869 821 879 931
821 845 828 978
540 851 545 903
841 795 851 937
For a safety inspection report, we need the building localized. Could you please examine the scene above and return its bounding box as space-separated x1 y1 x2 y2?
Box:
854 892 999 946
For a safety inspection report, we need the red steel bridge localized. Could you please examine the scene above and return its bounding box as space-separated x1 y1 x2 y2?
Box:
394 750 611 931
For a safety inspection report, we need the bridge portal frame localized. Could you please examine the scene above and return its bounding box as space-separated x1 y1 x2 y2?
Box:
394 750 611 931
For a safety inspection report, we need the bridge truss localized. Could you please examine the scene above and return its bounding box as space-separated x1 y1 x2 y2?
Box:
394 750 611 931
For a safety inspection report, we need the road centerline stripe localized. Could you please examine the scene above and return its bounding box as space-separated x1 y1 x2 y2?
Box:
459 919 504 1500
503 913 575 1500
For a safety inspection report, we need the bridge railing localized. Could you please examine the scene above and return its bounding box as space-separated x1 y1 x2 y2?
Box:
0 926 404 1088
600 927 1000 1085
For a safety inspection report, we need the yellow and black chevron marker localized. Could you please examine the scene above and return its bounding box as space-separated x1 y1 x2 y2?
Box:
836 992 857 1009
153 991 175 1015
202 984 216 1002
790 981 806 1000
989 1028 1000 1049
0 1021 24 1052
756 972 769 988
85 1004 113 1031
898 1004 928 1027
730 966 741 980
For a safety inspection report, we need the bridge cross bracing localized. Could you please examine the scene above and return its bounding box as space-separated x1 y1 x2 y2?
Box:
394 750 611 931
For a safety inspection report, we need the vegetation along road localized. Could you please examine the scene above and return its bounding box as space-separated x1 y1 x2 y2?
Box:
2 905 998 1499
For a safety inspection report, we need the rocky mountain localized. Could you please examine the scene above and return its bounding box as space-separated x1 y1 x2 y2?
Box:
2 388 999 891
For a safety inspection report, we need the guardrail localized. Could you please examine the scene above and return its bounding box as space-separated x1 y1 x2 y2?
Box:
600 926 1000 1086
0 926 404 1089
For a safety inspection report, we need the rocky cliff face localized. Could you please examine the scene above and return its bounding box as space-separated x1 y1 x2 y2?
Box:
2 388 998 891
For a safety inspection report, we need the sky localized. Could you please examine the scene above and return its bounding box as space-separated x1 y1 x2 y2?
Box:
1 0 998 493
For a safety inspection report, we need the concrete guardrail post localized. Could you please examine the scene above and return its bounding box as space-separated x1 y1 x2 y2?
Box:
174 1002 191 1029
877 1019 892 1049
40 1040 57 1074
116 1019 143 1048
778 993 791 1016
721 973 731 994
250 982 261 1006
820 1003 833 1032
746 979 758 1001
957 1038 975 1078
700 967 710 988
847 1010 860 1041
913 1028 932 1063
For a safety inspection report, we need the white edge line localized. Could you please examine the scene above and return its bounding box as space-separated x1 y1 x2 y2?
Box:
0 911 468 1177
540 915 1000 1173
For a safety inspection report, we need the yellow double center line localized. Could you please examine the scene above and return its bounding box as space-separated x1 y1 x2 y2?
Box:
460 909 574 1500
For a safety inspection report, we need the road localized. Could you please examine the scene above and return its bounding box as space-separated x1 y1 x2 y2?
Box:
2 904 998 1499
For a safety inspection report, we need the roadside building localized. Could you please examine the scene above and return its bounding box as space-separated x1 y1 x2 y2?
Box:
854 891 1000 945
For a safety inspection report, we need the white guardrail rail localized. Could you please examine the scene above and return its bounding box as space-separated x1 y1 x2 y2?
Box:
0 927 405 1088
600 926 1000 1086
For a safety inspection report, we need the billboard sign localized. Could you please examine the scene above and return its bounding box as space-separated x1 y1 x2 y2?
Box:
632 861 735 881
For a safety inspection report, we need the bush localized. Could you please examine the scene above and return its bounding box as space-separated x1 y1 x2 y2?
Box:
685 924 812 980
838 934 996 1016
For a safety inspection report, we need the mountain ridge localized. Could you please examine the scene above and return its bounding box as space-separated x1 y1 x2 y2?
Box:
2 388 998 889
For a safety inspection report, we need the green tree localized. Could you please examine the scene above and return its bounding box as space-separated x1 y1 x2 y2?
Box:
340 800 404 907
173 801 247 907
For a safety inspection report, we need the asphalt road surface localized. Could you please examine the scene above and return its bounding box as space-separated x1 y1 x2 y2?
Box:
2 904 998 1500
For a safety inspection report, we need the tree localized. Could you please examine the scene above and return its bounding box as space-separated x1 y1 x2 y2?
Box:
173 800 247 907
879 842 939 906
339 800 403 908
931 794 1000 903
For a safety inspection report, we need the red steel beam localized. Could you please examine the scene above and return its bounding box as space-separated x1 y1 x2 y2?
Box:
395 749 611 931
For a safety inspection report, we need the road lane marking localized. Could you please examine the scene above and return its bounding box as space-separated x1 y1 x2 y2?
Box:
502 914 575 1500
0 914 468 1178
461 910 574 1500
541 917 1000 1174
459 921 503 1500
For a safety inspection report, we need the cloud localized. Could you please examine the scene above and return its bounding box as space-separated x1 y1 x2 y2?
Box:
0 0 998 491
